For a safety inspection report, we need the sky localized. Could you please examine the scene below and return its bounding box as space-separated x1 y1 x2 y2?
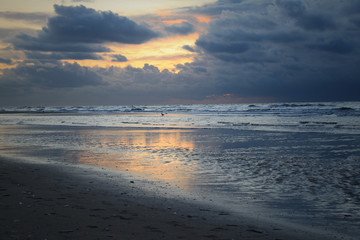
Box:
0 0 359 106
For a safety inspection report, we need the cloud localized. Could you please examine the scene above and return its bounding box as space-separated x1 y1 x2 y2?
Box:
185 0 248 16
10 4 158 58
182 45 196 52
187 0 360 101
0 11 50 24
165 21 195 35
0 62 103 89
12 33 111 52
111 54 128 62
45 5 158 44
275 0 336 31
0 61 212 105
307 39 354 55
91 63 213 104
1 0 360 105
342 1 360 15
25 52 103 60
0 28 13 39
0 58 13 65
196 39 250 54
275 0 306 18
71 0 94 2
195 1 358 61
0 28 37 41
350 17 360 29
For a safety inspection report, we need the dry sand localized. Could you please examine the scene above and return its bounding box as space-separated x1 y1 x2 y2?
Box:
0 155 330 240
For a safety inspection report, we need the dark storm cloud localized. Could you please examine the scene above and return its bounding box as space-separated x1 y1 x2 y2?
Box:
0 28 37 41
0 62 197 105
194 8 307 60
11 5 158 57
342 1 360 15
307 39 354 55
196 39 250 54
25 52 103 60
195 1 359 60
44 5 158 44
12 33 111 52
0 62 103 89
297 14 336 31
182 45 196 52
350 17 360 29
111 54 128 62
0 58 13 65
275 0 336 31
186 0 249 16
165 21 195 35
189 0 360 101
274 0 306 18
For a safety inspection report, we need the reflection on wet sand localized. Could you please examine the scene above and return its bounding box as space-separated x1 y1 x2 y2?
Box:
73 129 198 189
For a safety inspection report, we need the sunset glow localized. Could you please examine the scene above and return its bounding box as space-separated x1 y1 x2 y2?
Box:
74 129 197 189
0 0 359 105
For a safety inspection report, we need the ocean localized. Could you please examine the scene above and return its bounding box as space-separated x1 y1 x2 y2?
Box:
1 102 360 134
1 101 360 238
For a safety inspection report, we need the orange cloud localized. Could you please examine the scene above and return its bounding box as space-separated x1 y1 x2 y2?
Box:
163 19 189 25
67 32 199 71
196 15 212 23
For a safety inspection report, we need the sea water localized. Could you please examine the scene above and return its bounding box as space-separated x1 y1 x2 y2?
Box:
1 102 359 238
0 102 360 134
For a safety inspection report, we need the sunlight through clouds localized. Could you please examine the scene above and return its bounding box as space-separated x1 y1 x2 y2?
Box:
0 0 359 105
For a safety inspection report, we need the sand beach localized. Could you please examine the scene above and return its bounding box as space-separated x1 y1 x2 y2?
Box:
0 154 331 240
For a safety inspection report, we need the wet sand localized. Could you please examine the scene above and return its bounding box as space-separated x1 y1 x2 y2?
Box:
0 155 330 240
